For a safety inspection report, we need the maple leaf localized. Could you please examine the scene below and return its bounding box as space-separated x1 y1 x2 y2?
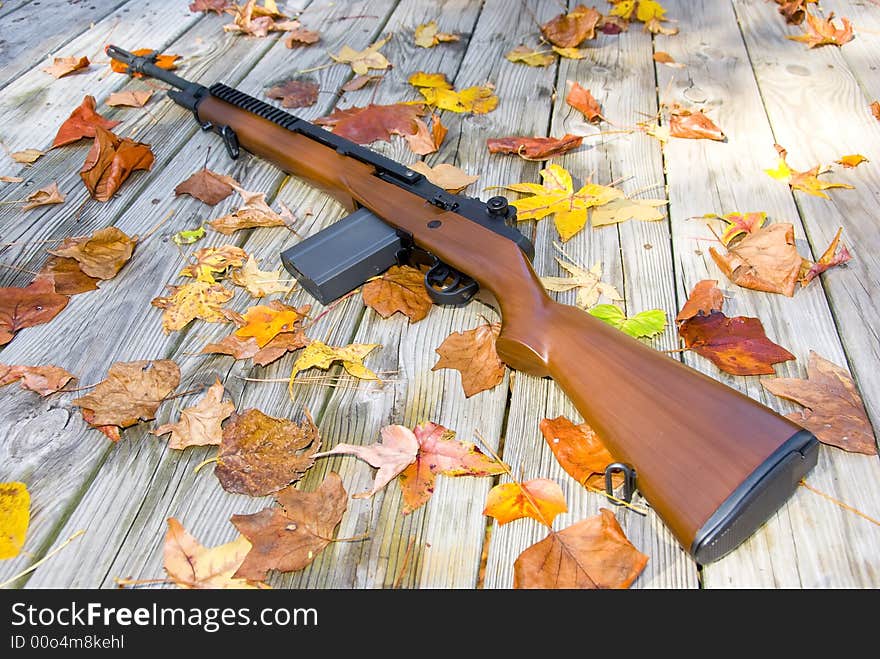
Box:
290 341 381 384
151 281 235 333
266 79 319 108
787 11 853 48
208 181 289 233
0 364 76 396
540 255 622 310
215 408 320 496
486 134 583 160
506 163 623 241
407 161 478 193
678 311 795 376
407 71 452 88
231 255 295 298
417 84 499 114
540 4 600 47
164 518 269 589
431 322 505 397
330 35 392 75
403 113 447 156
539 416 622 490
675 279 724 322
836 154 868 169
799 227 851 286
398 422 506 513
36 256 99 295
109 48 179 75
362 265 433 323
72 359 180 432
590 196 667 227
202 328 310 366
174 168 234 205
566 81 602 122
0 279 69 346
762 351 876 454
22 182 65 211
79 127 154 201
414 20 459 48
10 148 44 164
231 472 348 581
234 302 302 347
0 482 30 560
42 56 90 78
152 379 234 449
312 424 419 498
588 304 667 339
484 479 568 527
765 143 854 199
669 107 725 141
48 226 136 280
709 223 802 296
179 245 248 283
105 90 153 108
610 0 667 22
513 508 648 589
505 45 556 67
314 103 427 145
50 95 121 148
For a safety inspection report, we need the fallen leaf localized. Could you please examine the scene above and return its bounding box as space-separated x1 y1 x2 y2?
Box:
432 322 505 397
598 14 629 34
0 279 69 346
0 482 30 559
590 196 667 227
208 181 289 233
234 302 302 347
486 134 583 159
765 144 854 199
676 279 724 322
552 46 587 59
223 0 294 37
540 256 622 310
231 472 347 580
0 176 24 183
72 359 180 431
173 225 206 245
266 79 319 108
643 17 679 35
216 408 320 496
35 256 100 295
22 182 65 211
109 48 179 75
505 45 556 67
164 518 269 589
362 265 433 323
42 55 90 78
341 74 383 92
541 4 600 47
105 90 153 108
416 83 498 114
414 20 459 48
539 416 622 489
787 11 853 48
669 107 725 141
315 102 427 144
51 95 120 148
189 0 233 13
79 126 154 201
285 27 321 47
653 51 684 67
406 161 477 193
710 210 767 246
484 479 567 527
407 71 452 89
709 222 802 296
872 101 880 121
588 304 667 339
514 508 648 589
799 227 851 286
231 255 295 298
174 169 234 205
202 327 310 366
0 364 76 396
48 226 136 280
312 424 419 498
403 115 444 155
330 35 392 75
678 311 795 376
289 341 380 381
151 281 235 333
762 351 876 454
836 154 868 169
610 0 668 23
179 245 248 283
399 421 506 513
774 0 817 25
10 148 45 164
566 81 602 122
152 379 234 449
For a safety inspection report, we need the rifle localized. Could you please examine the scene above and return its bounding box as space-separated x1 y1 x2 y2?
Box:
106 46 818 565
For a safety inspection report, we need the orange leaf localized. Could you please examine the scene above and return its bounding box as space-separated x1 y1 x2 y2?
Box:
486 134 583 159
42 56 90 79
540 4 600 47
798 227 851 286
105 90 153 108
51 95 120 148
0 364 76 396
79 127 154 201
709 223 802 296
234 303 303 347
483 479 567 527
835 154 867 169
22 182 65 211
669 108 725 141
787 11 853 48
675 279 724 322
431 322 505 397
47 226 136 279
362 265 433 322
314 103 427 144
538 416 621 489
872 101 880 121
565 81 602 122
109 48 180 75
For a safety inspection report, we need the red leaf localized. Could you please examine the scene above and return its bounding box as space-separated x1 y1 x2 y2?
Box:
314 103 427 144
486 134 583 159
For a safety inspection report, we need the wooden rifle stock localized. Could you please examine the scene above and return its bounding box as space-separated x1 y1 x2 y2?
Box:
184 82 819 563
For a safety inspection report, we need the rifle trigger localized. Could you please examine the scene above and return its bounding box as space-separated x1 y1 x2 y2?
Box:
604 462 637 504
219 125 240 160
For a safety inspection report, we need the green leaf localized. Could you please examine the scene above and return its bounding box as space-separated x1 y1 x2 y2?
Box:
172 225 206 245
588 304 667 339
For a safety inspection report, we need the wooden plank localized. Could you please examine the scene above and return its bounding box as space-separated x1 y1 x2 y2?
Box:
655 0 880 587
482 3 697 589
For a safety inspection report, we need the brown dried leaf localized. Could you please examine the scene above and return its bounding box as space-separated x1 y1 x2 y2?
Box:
22 182 65 211
42 55 90 78
565 81 602 122
505 45 556 67
314 102 427 145
329 35 392 75
539 416 622 489
105 90 153 108
51 95 120 148
151 281 235 333
189 0 233 14
676 279 724 322
541 4 600 47
231 255 296 298
0 364 76 396
208 181 289 234
798 227 851 286
486 134 583 159
0 279 69 346
362 265 433 323
201 314 310 366
341 74 383 92
431 322 505 397
266 79 319 108
709 223 802 296
774 0 817 25
174 168 234 206
152 379 235 449
406 161 477 193
284 27 320 47
48 226 136 279
872 101 880 121
79 127 154 201
35 256 100 295
10 149 45 164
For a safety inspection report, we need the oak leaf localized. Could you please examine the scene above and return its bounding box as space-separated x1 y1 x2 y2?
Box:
675 279 724 322
314 102 427 145
486 134 583 159
231 472 347 580
330 35 392 75
0 364 76 396
566 81 602 122
234 302 302 347
105 90 153 108
513 508 648 589
787 11 853 48
483 479 567 527
10 148 44 164
51 95 120 148
0 482 30 560
174 168 234 205
36 257 100 295
163 518 269 589
0 279 69 346
678 311 795 376
540 4 600 47
42 55 90 78
151 281 235 333
289 341 381 381
79 126 154 201
109 48 179 75
505 45 556 67
761 351 876 454
406 161 477 193
362 265 433 322
266 79 319 108
230 255 295 298
179 245 248 283
539 416 622 489
765 143 853 199
22 182 65 211
798 227 851 286
540 257 622 310
432 322 505 397
48 226 136 279
590 196 667 227
414 20 459 48
588 304 667 339
836 154 867 169
709 222 802 296
72 359 180 431
152 379 234 449
215 408 320 496
669 107 725 141
398 422 506 513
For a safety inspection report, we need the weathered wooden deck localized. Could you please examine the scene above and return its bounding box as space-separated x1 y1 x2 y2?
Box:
1 0 879 589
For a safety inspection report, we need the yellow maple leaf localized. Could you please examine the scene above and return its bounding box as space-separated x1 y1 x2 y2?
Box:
407 71 453 88
235 304 302 347
410 73 498 114
611 0 667 22
0 482 30 559
289 341 381 387
836 154 868 168
179 245 248 283
330 35 391 75
151 281 234 333
414 20 459 48
764 145 854 199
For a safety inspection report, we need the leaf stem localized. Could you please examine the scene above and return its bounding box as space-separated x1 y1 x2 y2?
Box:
0 530 85 589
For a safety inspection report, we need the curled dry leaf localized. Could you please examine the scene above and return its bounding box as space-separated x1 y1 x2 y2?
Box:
79 126 154 201
675 279 724 322
432 322 505 397
109 48 179 75
539 416 622 490
0 176 24 183
362 265 433 323
406 161 477 193
403 115 445 155
709 223 802 297
653 51 684 67
48 226 136 279
174 168 234 205
787 11 853 48
106 90 153 108
513 508 648 589
483 479 568 527
189 0 233 13
774 0 816 25
152 379 234 449
486 134 583 159
505 45 556 67
0 364 76 396
762 351 876 455
266 79 319 108
215 408 320 496
231 472 347 581
872 101 880 121
36 256 100 295
202 326 310 366
709 210 767 246
289 341 381 381
341 74 383 92
22 182 65 211
208 182 289 233
540 4 600 48
566 81 602 122
0 482 30 560
151 281 235 333
0 278 69 346
222 0 295 37
669 107 725 141
42 55 90 78
330 35 392 75
315 102 427 145
798 227 851 286
414 20 459 48
285 28 321 48
51 95 120 148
